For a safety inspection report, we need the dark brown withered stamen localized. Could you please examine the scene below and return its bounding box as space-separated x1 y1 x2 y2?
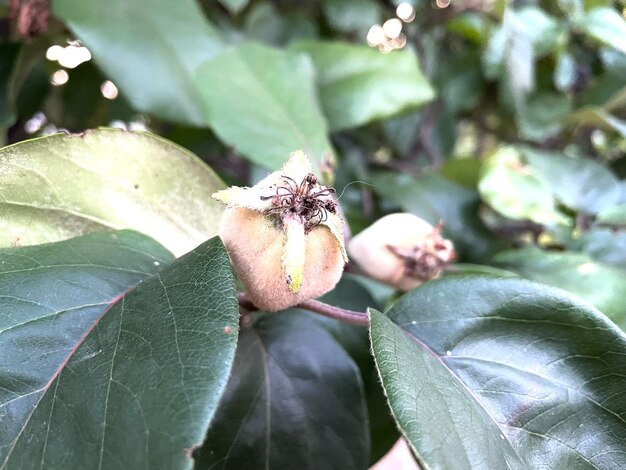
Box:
260 173 337 231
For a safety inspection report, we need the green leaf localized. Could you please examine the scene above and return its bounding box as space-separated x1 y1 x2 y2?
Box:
53 0 223 126
522 147 621 214
516 92 572 142
317 277 399 465
597 204 626 225
435 52 484 114
496 247 626 329
0 129 225 256
440 159 482 189
516 6 564 57
570 108 626 138
578 7 626 55
372 172 496 262
0 230 173 467
445 263 518 277
580 228 626 270
554 52 577 92
0 44 21 128
290 41 435 131
478 147 568 225
321 0 381 35
447 12 490 44
218 0 249 15
558 0 584 18
193 310 370 469
1 234 239 468
195 42 334 171
370 277 626 469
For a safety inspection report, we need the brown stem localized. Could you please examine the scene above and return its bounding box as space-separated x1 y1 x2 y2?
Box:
238 293 370 326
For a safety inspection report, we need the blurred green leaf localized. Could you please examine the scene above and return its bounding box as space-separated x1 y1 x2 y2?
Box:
554 52 577 92
370 277 626 468
570 108 626 137
483 24 507 79
440 159 482 189
522 147 621 214
580 227 626 269
242 2 285 45
578 7 626 55
0 44 21 127
322 0 381 35
0 129 225 256
436 52 484 113
597 204 626 224
195 42 334 171
53 0 223 126
516 6 564 57
478 147 568 225
218 0 249 15
290 41 435 131
372 172 496 262
516 92 571 141
496 247 626 329
382 110 421 157
558 0 584 18
447 12 490 44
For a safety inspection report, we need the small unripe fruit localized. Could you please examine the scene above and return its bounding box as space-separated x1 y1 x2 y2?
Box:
212 151 347 311
219 208 345 311
348 213 455 291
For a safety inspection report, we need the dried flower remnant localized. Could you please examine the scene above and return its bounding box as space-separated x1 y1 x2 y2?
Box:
212 151 347 311
348 213 455 291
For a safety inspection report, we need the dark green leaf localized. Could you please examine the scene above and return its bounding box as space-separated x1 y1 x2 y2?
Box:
1 234 239 469
370 277 626 469
496 247 626 328
0 129 225 256
0 231 172 467
372 172 496 262
435 52 484 114
195 42 334 171
317 277 398 465
194 310 369 470
0 44 21 128
290 41 435 131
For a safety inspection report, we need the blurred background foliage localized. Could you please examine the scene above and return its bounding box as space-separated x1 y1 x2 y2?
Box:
2 0 626 329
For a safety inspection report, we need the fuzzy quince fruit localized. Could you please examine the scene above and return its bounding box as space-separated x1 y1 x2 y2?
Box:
212 151 347 311
348 213 455 291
